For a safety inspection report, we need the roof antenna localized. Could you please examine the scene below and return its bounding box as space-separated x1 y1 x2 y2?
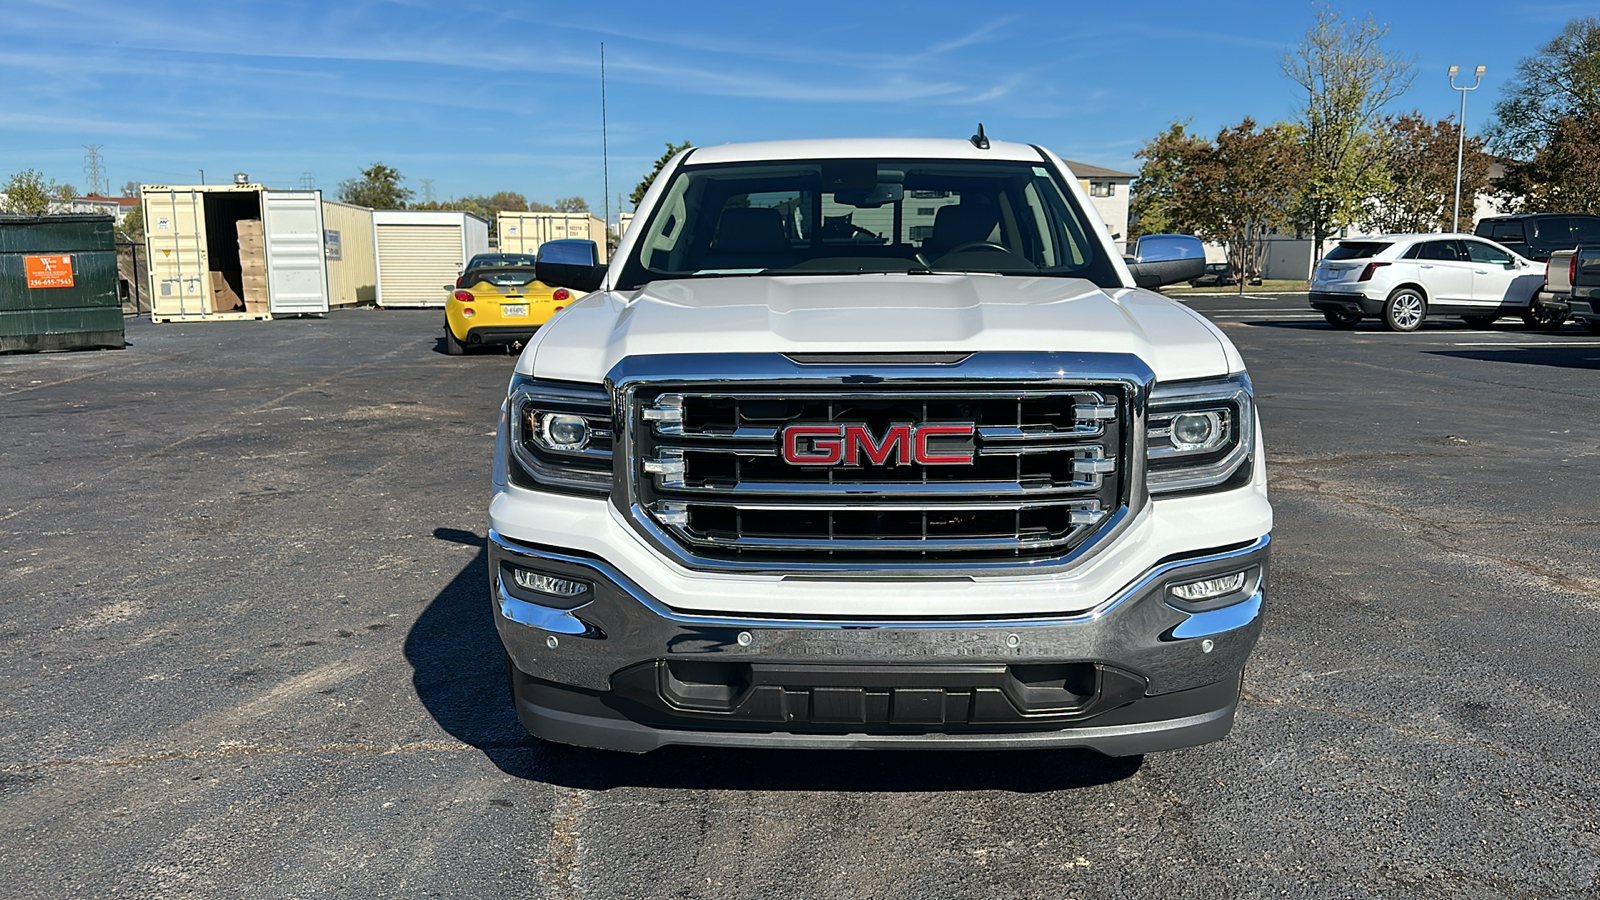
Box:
970 123 990 150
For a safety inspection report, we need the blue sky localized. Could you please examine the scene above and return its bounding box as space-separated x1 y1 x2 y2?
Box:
2 0 1592 219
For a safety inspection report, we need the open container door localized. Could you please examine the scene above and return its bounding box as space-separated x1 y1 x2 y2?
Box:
263 190 331 315
143 188 210 319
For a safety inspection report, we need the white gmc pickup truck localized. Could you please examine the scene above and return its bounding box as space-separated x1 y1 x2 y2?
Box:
489 136 1271 755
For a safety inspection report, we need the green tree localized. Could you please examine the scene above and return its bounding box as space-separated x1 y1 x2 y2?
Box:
1 169 58 215
527 199 555 212
1281 4 1414 258
1183 119 1303 284
1487 16 1600 159
337 162 412 209
484 191 528 212
54 183 78 203
1487 17 1600 212
1362 113 1493 233
552 196 589 213
1496 114 1600 215
1129 121 1208 238
629 140 691 207
116 203 145 241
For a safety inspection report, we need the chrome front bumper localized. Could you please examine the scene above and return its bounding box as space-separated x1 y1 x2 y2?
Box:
489 530 1268 753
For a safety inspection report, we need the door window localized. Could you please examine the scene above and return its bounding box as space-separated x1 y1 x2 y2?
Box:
1417 240 1467 261
1486 221 1525 243
1464 241 1513 265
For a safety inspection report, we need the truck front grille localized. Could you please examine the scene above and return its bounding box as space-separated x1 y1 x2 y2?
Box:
626 378 1133 569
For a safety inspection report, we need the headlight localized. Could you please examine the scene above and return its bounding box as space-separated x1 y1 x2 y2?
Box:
1147 373 1253 496
508 375 612 495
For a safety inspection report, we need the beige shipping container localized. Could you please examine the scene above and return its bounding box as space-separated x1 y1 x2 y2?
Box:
321 199 376 306
141 184 331 321
497 212 608 262
373 210 490 308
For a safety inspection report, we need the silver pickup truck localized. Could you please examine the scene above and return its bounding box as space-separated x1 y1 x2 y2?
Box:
1545 247 1600 333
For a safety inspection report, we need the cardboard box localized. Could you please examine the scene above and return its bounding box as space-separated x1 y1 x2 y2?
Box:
240 272 269 312
236 219 263 239
209 272 242 312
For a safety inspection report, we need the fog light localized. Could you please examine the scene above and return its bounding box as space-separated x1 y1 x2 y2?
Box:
1171 411 1223 451
513 569 588 598
538 413 589 451
1170 571 1247 602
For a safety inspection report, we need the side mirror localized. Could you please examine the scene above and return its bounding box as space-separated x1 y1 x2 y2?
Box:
1128 234 1207 289
535 239 605 293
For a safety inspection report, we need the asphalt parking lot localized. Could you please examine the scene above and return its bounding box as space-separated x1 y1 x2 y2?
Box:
3 297 1599 898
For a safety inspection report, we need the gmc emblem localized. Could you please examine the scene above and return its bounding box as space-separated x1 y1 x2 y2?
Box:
781 423 976 466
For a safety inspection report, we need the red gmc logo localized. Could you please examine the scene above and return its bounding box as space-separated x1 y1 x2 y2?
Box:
781 423 975 466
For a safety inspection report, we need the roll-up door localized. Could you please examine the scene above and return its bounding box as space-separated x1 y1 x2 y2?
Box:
375 224 459 308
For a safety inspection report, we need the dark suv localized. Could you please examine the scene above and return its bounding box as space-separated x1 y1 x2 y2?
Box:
1474 214 1600 261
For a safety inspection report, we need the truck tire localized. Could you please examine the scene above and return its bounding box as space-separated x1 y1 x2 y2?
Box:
1383 288 1426 332
1521 305 1565 330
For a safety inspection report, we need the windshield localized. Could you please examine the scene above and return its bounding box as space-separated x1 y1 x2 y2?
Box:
615 157 1119 290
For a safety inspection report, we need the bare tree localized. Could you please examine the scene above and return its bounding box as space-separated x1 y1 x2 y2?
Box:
1282 4 1414 258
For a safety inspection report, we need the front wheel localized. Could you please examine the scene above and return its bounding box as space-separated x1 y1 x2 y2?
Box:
1383 288 1426 332
1521 305 1566 330
1323 310 1361 329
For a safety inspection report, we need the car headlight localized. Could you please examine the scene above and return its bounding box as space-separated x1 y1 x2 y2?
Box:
1147 373 1254 495
508 374 612 496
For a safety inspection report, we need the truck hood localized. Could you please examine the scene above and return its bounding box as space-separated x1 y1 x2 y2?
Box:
523 274 1239 384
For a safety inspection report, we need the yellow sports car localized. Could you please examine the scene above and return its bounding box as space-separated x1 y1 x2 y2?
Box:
444 253 574 355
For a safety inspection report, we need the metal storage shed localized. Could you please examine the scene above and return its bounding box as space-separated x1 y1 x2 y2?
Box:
141 184 332 321
373 210 490 308
497 212 608 262
1 214 123 353
321 199 376 306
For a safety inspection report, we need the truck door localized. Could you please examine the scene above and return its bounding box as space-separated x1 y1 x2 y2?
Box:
263 190 331 314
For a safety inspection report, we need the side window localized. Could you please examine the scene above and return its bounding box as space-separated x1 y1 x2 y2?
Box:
1465 241 1513 265
1488 221 1525 243
1535 217 1573 243
1577 219 1600 242
1419 241 1461 261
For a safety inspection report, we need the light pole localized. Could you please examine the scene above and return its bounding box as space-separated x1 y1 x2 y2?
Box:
1449 64 1485 234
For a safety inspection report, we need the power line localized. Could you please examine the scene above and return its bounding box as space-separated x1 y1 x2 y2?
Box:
82 144 106 196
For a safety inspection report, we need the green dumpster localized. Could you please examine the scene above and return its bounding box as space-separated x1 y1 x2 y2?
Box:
0 214 124 353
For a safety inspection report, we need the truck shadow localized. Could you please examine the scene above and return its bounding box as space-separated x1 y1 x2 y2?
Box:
406 528 1144 794
1427 347 1600 369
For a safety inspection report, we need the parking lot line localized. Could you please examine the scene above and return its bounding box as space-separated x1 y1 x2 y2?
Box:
1446 341 1600 347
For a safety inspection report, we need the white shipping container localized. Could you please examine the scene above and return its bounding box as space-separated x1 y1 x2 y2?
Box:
497 212 608 262
141 184 331 321
372 210 490 308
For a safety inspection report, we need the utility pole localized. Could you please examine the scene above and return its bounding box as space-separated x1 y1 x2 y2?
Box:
421 179 436 204
601 43 610 247
82 144 105 196
1448 64 1485 234
199 169 205 185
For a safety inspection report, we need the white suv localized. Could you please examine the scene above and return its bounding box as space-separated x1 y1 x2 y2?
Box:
1309 234 1547 331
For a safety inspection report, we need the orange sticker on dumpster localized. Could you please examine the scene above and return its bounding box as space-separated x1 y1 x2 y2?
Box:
25 255 75 289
